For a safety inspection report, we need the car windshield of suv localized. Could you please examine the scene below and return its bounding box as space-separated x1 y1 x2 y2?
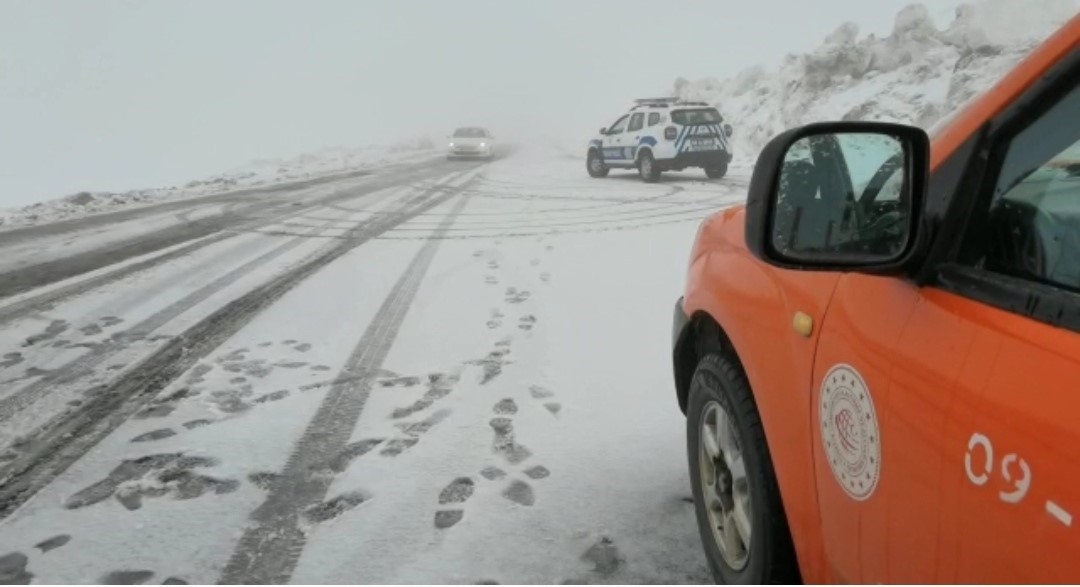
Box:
672 108 722 124
453 128 487 138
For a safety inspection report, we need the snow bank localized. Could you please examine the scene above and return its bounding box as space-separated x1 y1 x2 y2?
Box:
673 0 1079 163
0 138 439 230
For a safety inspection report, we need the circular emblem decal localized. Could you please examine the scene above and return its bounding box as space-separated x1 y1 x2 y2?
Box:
820 364 881 501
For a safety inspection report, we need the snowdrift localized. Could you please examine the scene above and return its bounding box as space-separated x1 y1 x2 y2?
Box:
672 0 1079 163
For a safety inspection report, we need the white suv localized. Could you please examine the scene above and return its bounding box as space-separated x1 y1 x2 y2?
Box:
447 127 495 160
586 98 733 182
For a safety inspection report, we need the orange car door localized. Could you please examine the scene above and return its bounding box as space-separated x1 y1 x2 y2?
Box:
923 63 1080 583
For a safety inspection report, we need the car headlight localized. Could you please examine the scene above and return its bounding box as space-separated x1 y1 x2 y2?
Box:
480 142 486 147
449 142 455 147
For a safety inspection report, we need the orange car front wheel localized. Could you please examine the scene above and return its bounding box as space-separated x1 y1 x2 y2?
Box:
686 353 799 584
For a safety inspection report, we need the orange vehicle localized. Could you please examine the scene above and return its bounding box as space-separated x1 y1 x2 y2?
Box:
671 14 1080 584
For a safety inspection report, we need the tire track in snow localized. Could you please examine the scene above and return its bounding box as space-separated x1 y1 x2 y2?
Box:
0 212 245 299
0 164 465 327
219 187 473 584
0 220 329 425
0 169 481 521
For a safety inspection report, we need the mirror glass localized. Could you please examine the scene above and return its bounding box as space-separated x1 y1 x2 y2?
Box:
770 132 911 262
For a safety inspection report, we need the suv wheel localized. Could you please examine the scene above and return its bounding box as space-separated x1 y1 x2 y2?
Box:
638 151 661 183
587 150 609 178
687 353 798 584
705 163 728 180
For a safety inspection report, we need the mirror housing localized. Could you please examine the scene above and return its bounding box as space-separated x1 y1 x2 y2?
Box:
599 127 607 135
744 121 930 273
723 123 733 137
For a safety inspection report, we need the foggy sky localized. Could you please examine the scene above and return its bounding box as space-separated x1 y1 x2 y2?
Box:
1 0 971 207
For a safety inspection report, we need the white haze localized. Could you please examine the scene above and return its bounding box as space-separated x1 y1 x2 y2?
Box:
0 0 1006 207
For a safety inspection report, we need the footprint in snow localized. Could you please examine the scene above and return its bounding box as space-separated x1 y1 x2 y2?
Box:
253 389 289 404
468 339 512 385
581 536 622 578
182 419 214 430
100 569 155 585
434 477 475 529
65 454 237 512
327 438 384 472
248 471 280 491
492 398 518 415
380 409 450 457
388 372 458 419
130 428 176 443
489 417 531 465
34 534 71 553
303 490 369 523
0 552 32 584
0 352 23 369
504 287 530 304
502 480 535 506
487 308 504 329
23 319 69 347
529 385 561 416
380 375 422 388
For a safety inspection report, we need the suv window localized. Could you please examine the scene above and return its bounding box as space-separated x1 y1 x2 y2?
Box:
628 113 644 132
672 108 722 125
608 115 629 134
966 82 1080 292
648 112 661 126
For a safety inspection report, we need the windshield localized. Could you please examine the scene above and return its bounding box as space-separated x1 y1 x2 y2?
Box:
453 128 487 138
671 108 722 125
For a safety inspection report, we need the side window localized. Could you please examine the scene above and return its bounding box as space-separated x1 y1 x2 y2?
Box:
628 113 645 132
648 112 661 127
965 82 1080 292
608 116 629 134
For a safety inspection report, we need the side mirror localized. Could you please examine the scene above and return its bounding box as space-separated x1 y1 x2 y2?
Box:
723 123 733 137
599 127 607 135
744 122 929 273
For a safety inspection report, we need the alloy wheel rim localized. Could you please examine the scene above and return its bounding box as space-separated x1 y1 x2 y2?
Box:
698 400 752 570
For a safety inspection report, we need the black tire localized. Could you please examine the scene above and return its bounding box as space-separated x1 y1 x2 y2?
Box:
587 149 609 178
638 150 660 183
705 164 728 180
686 353 799 584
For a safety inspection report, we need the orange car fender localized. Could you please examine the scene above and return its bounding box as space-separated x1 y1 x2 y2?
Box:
683 207 840 582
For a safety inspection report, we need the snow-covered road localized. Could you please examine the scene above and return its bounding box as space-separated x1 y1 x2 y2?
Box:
0 147 748 584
